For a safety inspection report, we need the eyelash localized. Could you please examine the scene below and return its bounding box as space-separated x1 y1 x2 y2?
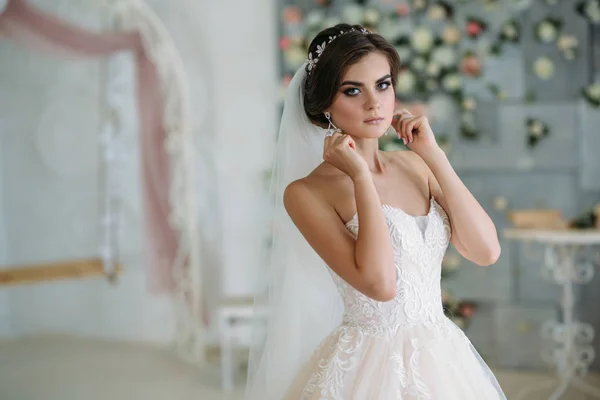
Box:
343 80 392 96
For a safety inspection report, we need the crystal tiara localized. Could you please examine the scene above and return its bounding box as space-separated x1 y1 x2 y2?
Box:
306 27 370 75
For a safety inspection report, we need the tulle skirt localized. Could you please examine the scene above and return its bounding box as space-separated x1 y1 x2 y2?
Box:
283 317 506 400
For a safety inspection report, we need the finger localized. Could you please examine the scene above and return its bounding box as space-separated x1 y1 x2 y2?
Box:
406 117 421 143
333 133 347 146
398 108 412 120
406 121 415 143
399 117 409 141
396 118 405 144
346 135 356 150
391 115 399 133
332 131 345 141
340 134 352 146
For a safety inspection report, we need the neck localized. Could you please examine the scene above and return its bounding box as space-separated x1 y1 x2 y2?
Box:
353 137 385 173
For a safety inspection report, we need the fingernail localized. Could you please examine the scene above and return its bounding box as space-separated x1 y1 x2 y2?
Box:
402 138 407 145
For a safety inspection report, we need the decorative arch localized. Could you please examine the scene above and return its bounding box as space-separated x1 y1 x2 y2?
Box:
0 0 205 363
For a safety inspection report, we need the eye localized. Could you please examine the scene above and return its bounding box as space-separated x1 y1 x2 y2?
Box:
378 80 392 90
343 87 360 96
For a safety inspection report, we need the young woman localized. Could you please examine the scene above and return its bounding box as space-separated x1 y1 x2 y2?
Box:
246 23 506 400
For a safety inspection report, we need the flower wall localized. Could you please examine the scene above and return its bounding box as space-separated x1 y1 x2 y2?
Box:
279 0 599 150
277 0 600 370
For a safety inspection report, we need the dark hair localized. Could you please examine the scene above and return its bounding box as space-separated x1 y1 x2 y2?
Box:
303 23 401 128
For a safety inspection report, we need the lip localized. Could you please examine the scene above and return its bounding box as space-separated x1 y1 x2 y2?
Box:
364 117 384 124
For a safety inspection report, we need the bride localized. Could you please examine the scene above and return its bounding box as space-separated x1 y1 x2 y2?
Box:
246 23 507 399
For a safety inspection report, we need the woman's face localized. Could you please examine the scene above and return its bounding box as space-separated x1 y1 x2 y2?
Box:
326 51 396 138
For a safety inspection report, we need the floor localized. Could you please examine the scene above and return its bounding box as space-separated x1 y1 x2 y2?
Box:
1 334 600 400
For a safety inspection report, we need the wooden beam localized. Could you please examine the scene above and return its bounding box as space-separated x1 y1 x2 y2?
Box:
0 258 123 286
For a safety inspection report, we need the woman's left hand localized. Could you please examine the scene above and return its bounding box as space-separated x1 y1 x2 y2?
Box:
391 109 439 156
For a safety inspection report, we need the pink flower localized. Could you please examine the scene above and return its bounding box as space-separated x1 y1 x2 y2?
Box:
282 74 293 87
466 21 483 37
279 36 291 50
460 53 482 77
396 3 410 16
282 6 303 24
459 303 476 318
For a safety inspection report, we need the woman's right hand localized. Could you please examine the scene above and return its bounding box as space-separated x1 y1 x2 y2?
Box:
323 132 369 180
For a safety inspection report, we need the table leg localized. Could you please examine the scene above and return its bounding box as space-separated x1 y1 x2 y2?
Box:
516 244 600 400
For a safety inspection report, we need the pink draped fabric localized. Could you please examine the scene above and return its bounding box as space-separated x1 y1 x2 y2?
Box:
0 0 179 294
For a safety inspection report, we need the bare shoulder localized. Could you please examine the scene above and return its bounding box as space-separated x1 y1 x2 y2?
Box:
284 162 353 221
283 166 331 211
283 177 320 213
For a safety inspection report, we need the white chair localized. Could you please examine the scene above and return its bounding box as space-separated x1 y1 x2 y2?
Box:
216 297 267 391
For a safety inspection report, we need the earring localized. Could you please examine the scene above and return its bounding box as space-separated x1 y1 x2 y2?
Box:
324 112 342 137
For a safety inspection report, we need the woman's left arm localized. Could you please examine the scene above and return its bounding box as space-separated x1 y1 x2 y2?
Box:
393 110 501 266
421 147 501 266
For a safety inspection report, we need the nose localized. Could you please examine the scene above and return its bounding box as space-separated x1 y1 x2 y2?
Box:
365 91 381 110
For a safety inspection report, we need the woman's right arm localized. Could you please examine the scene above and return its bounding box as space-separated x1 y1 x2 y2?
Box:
283 172 397 302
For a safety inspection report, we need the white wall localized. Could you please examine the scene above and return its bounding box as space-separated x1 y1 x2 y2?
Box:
202 0 278 297
0 116 11 338
0 0 278 342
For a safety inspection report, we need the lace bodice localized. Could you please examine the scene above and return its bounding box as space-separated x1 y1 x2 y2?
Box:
329 197 451 334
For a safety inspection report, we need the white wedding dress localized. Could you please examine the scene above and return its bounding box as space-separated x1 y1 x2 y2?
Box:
282 198 506 399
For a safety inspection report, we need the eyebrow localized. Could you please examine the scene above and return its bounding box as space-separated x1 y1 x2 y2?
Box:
340 74 392 87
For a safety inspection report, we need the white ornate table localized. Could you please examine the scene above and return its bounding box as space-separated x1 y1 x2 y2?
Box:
504 228 600 400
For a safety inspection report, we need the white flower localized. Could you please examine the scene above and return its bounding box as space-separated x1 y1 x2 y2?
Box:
462 97 477 111
411 27 434 54
533 56 555 80
493 197 508 211
431 46 458 68
529 120 544 136
284 45 306 69
396 70 417 95
395 46 412 62
589 83 600 98
442 73 462 92
364 8 380 26
584 83 600 100
502 23 518 41
341 4 364 25
426 62 441 78
442 25 461 45
583 0 600 23
411 57 427 72
426 4 447 21
558 34 578 60
378 17 404 42
536 21 559 43
426 79 438 91
557 34 578 51
443 254 462 270
305 10 325 28
414 0 427 11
